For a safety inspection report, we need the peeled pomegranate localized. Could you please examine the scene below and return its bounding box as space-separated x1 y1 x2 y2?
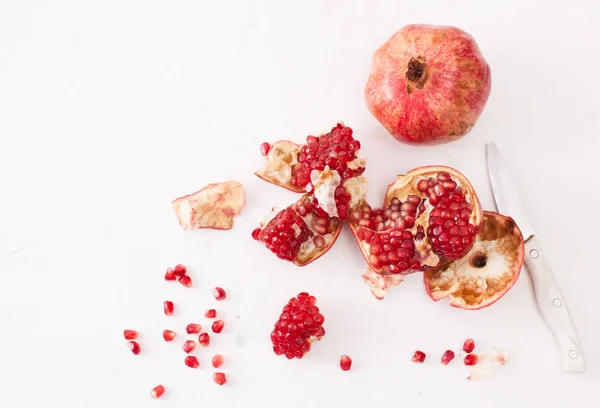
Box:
424 211 524 309
365 24 491 145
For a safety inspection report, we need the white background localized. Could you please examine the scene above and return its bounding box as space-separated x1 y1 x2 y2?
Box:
1 0 599 407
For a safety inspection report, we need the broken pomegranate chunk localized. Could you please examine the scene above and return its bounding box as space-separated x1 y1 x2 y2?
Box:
164 267 176 281
212 320 224 333
150 385 165 399
184 355 200 369
172 181 246 230
123 330 138 340
162 330 176 341
463 338 475 353
340 355 352 371
186 323 201 334
271 292 325 360
213 372 226 385
178 275 192 288
127 341 141 355
441 350 455 365
212 354 224 368
163 301 174 316
411 351 426 363
182 340 196 354
205 309 216 318
198 332 210 347
464 354 479 366
212 287 226 301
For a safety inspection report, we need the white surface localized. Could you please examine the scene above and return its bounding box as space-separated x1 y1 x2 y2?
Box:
1 0 599 407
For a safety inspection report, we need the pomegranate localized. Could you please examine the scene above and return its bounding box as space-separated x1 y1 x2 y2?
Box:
365 24 491 145
424 212 524 309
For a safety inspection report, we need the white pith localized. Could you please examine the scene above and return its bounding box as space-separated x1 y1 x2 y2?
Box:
256 140 299 185
311 167 341 218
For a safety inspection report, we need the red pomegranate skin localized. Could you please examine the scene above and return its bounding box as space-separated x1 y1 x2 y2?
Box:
365 25 491 145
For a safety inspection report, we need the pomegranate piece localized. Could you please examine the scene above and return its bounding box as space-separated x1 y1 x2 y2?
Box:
205 309 216 318
178 275 192 288
164 267 176 281
163 301 174 316
441 350 455 365
211 320 224 333
182 340 196 354
424 212 525 309
463 338 475 353
411 351 426 363
365 24 491 145
127 341 141 355
173 264 187 277
464 354 479 366
198 332 210 347
150 385 165 399
271 292 325 360
172 181 246 230
213 372 226 386
212 354 224 368
212 287 226 301
184 355 200 369
162 330 176 341
340 355 352 371
123 330 138 340
468 350 507 381
186 323 201 334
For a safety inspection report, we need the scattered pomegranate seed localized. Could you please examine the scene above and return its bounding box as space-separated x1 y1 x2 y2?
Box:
205 309 216 318
212 287 226 301
173 264 187 277
184 355 200 369
163 301 174 316
260 142 271 156
411 351 426 363
127 341 141 355
463 338 475 353
182 340 196 354
212 320 224 333
212 372 226 386
150 385 165 399
164 267 176 281
186 323 201 334
163 330 177 341
251 227 261 240
441 350 455 365
123 330 138 340
198 332 210 347
212 354 224 368
340 355 352 371
178 275 192 288
464 354 479 366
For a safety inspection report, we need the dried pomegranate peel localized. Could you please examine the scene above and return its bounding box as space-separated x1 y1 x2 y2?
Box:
424 211 524 310
172 180 245 230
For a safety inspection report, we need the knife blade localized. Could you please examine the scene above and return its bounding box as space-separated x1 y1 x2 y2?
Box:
486 142 586 373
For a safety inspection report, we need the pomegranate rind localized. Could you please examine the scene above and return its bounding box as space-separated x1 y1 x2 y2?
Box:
362 268 405 300
424 211 524 310
172 181 246 230
468 350 507 381
255 140 305 193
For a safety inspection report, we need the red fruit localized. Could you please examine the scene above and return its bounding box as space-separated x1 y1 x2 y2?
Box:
212 320 224 333
441 350 455 365
198 332 210 347
340 355 352 371
182 340 196 354
165 267 176 281
212 354 224 368
184 355 200 369
163 301 174 316
123 330 138 340
127 341 141 355
270 292 325 360
150 385 165 399
172 181 246 230
464 354 479 366
173 264 187 277
186 323 201 334
365 25 491 145
178 275 192 288
424 212 524 309
212 287 226 301
163 330 176 341
412 351 426 363
260 142 271 156
213 372 226 385
205 309 216 318
463 338 475 353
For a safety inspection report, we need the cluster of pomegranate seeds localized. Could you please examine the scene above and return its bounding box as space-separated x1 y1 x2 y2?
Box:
185 355 200 369
186 323 201 334
164 263 193 287
213 372 227 386
182 340 196 354
271 292 325 360
212 287 226 301
163 330 177 341
412 351 426 363
441 350 455 365
164 301 174 316
150 385 165 399
340 355 352 371
199 332 210 347
212 320 225 333
463 338 475 353
212 354 224 368
464 354 479 366
205 309 216 318
254 208 312 261
412 338 479 368
123 330 138 340
128 341 141 355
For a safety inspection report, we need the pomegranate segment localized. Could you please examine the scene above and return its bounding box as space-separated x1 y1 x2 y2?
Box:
123 330 138 340
411 351 426 363
424 212 524 310
150 385 165 399
172 181 246 230
213 372 227 386
340 355 352 371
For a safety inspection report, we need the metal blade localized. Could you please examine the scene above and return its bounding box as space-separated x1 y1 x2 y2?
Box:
486 142 535 241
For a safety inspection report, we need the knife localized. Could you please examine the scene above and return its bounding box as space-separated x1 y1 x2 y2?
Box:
486 142 585 373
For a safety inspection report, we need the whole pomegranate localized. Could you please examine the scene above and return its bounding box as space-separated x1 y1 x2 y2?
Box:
365 24 491 145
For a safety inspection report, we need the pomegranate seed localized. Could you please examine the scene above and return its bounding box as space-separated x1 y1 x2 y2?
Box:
260 142 271 156
212 372 226 386
178 275 192 288
163 301 174 316
205 309 216 318
127 341 141 355
212 287 226 301
251 227 261 240
212 320 224 333
150 385 165 399
184 355 200 369
441 350 455 365
182 340 196 354
123 330 138 340
463 338 475 353
411 351 426 363
212 354 224 368
164 267 176 281
464 354 479 366
162 330 176 341
186 323 201 334
173 264 187 277
198 332 210 347
340 355 352 371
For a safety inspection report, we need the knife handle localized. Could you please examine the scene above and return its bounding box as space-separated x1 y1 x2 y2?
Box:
524 236 586 373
